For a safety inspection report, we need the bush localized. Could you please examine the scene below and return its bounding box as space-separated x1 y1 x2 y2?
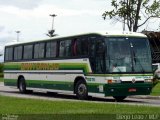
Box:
0 63 3 78
0 73 3 78
0 63 3 73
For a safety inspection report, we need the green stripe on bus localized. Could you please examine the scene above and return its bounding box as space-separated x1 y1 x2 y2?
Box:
4 79 17 86
4 79 103 86
27 80 73 91
26 80 72 85
4 79 102 93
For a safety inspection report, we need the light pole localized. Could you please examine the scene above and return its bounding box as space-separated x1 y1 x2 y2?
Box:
50 14 57 30
15 31 20 42
47 14 57 37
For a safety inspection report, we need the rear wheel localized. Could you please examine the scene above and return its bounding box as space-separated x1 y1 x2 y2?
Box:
113 96 127 102
18 77 26 94
75 80 88 100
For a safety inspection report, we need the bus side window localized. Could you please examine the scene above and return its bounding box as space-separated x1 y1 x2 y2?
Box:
76 37 89 56
34 43 45 59
46 41 57 58
72 38 77 56
95 39 105 73
39 43 45 58
88 37 96 73
4 48 8 61
14 46 22 60
23 44 33 60
59 40 72 57
5 47 13 61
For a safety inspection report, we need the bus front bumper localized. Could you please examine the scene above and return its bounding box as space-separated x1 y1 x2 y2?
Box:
104 83 153 97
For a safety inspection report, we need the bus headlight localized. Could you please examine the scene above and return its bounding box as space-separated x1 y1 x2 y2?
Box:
145 79 152 83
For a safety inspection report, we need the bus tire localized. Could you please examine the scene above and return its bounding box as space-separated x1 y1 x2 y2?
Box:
113 96 127 102
19 77 26 94
75 80 88 100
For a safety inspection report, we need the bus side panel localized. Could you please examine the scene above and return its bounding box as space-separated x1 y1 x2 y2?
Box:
4 73 18 87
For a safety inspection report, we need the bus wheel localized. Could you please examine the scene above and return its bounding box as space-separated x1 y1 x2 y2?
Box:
113 96 127 102
19 77 26 94
75 80 88 100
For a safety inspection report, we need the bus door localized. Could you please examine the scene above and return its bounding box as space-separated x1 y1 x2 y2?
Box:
95 38 106 74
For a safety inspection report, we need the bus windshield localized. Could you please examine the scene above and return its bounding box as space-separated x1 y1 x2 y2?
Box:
106 37 152 73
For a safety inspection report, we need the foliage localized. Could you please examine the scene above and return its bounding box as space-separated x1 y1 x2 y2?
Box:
0 63 3 73
0 63 4 78
0 77 3 82
102 0 160 32
151 81 160 96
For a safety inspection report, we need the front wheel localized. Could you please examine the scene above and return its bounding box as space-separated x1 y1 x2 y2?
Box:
113 96 127 102
75 80 88 100
18 77 26 94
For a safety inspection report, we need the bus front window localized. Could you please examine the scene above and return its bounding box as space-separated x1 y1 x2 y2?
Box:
106 38 132 73
130 38 152 72
106 37 152 73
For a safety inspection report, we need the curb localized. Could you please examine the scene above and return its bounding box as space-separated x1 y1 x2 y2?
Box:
129 95 160 100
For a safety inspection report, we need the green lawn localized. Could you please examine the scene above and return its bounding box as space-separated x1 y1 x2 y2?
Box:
0 95 160 120
0 77 3 82
1 95 158 114
151 82 160 96
0 81 160 120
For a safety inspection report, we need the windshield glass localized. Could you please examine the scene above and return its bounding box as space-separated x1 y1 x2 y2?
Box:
106 37 152 73
130 38 152 72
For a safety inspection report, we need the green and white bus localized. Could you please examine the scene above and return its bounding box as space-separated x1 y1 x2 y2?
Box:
4 32 153 101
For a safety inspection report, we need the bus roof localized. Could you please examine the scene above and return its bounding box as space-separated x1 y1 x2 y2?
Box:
6 31 147 47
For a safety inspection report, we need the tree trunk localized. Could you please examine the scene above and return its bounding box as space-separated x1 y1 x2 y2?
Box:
133 0 142 32
133 25 138 32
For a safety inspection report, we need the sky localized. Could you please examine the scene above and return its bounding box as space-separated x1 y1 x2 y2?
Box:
0 0 159 62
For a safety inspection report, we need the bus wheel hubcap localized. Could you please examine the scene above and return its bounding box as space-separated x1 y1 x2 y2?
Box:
20 82 24 91
78 84 86 95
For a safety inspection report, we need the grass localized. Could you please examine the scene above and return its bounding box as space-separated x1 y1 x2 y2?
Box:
0 77 3 82
0 81 160 120
0 95 160 120
0 95 160 114
151 82 160 96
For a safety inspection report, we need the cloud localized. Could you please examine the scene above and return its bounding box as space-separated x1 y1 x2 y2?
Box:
0 35 15 62
0 27 15 60
0 0 122 41
0 0 42 9
0 4 101 18
0 26 5 32
0 36 14 45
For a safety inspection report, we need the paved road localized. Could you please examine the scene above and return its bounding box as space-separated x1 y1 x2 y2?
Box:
0 82 160 107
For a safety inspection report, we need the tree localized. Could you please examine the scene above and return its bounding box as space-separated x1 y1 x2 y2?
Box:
0 63 3 78
102 0 160 32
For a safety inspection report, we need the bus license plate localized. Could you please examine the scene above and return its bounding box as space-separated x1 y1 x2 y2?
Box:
128 88 137 92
